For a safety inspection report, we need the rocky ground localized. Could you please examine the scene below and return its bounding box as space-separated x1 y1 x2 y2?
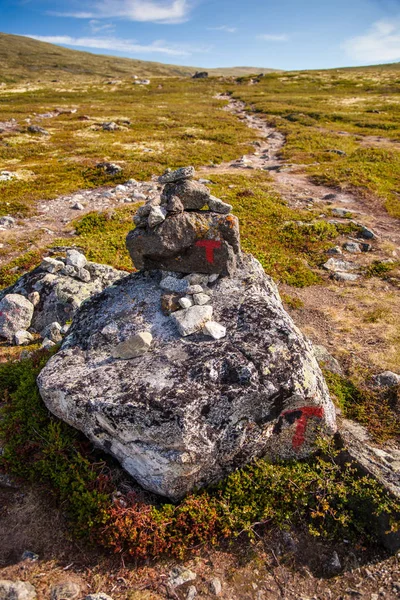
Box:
1 93 399 599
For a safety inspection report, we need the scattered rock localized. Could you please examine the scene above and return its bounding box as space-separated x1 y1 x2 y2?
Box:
343 242 361 253
158 166 195 184
0 216 16 229
361 243 373 252
0 294 34 342
101 122 118 131
42 321 62 343
14 330 34 346
327 246 342 255
41 338 56 350
374 371 400 388
323 551 342 576
161 293 181 315
332 272 359 282
323 258 358 273
21 550 39 562
66 249 87 269
331 207 351 217
28 125 49 135
186 586 197 600
209 578 222 596
0 580 37 600
179 296 193 309
50 582 80 600
172 304 213 336
202 321 226 340
112 331 153 359
169 567 197 588
96 162 122 175
193 292 211 305
357 225 377 240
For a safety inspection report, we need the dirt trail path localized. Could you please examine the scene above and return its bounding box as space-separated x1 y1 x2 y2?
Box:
2 93 399 268
210 95 400 248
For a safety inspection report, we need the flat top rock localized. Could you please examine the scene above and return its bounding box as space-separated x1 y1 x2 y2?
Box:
158 166 195 184
38 254 336 500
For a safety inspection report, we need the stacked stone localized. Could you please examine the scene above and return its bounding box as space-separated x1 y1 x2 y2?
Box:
126 166 240 339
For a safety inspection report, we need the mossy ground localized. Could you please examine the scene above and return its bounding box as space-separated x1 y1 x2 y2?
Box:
0 353 398 560
1 68 400 561
231 70 400 218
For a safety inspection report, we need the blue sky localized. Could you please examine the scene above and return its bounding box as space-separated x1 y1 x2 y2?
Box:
2 0 400 69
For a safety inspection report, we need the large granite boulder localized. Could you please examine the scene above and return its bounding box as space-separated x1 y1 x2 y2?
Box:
38 254 336 500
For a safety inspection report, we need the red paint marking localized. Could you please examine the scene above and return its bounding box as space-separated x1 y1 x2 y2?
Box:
282 406 324 450
195 239 221 264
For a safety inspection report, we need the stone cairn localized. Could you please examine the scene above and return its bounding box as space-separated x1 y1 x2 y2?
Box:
126 166 240 339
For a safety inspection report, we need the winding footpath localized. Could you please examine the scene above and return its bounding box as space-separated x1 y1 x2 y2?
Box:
1 93 399 267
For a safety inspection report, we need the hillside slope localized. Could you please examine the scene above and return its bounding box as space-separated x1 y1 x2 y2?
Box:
0 32 278 82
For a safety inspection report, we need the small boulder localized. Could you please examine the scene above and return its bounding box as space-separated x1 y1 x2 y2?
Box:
202 321 226 340
172 305 213 336
28 291 40 307
41 257 64 273
148 206 167 228
42 322 62 343
374 371 400 388
41 338 56 350
0 580 37 600
166 195 185 214
192 292 211 305
209 578 222 596
28 125 49 135
0 294 34 342
169 567 197 588
66 250 87 269
14 330 34 346
102 122 118 131
112 332 152 359
358 225 377 240
332 272 359 282
50 582 80 600
161 293 181 315
160 276 189 294
163 179 210 210
0 216 16 229
71 202 84 210
208 196 232 214
179 296 193 309
96 162 122 175
85 595 114 600
323 258 358 273
343 242 361 253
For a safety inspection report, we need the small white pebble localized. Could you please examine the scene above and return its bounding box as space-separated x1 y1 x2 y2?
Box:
179 297 193 309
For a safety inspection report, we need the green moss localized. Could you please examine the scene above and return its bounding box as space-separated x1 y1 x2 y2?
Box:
1 353 398 559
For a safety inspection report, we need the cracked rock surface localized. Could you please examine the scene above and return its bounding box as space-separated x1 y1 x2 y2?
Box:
38 254 336 500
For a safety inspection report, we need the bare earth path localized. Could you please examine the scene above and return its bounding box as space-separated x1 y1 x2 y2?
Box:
1 92 400 599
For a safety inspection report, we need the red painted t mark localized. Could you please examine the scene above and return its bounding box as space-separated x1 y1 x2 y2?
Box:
282 406 324 450
195 239 221 264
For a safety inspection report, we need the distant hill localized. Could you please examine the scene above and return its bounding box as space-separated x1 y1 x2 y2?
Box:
0 32 279 83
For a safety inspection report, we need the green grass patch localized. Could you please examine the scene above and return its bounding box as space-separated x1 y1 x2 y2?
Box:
324 371 400 443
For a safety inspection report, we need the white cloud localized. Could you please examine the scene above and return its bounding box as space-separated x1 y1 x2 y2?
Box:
257 33 289 42
89 19 115 33
343 18 400 63
23 34 206 56
207 25 237 33
50 0 192 24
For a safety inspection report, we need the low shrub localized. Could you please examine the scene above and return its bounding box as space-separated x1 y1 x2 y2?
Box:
0 353 399 559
